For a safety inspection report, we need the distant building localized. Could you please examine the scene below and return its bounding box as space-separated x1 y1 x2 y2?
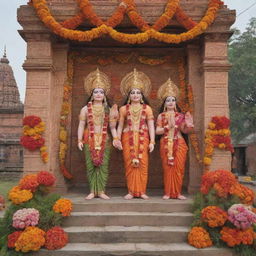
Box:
234 133 256 176
0 50 24 179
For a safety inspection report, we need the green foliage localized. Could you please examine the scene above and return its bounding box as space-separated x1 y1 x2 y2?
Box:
233 244 256 256
228 18 256 143
190 187 255 254
0 189 63 254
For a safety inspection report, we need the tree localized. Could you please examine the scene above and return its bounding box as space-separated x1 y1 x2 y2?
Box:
228 17 256 143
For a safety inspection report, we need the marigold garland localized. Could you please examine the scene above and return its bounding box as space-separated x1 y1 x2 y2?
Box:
188 227 213 248
177 57 202 163
58 54 74 180
20 115 49 163
204 116 234 171
32 0 223 44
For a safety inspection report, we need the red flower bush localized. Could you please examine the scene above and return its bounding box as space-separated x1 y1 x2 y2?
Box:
7 231 23 248
45 226 68 250
23 115 41 127
37 171 56 187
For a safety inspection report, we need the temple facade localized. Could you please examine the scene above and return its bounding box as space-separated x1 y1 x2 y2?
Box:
18 0 236 193
0 51 24 179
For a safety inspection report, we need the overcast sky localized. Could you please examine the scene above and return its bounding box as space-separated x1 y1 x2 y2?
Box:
0 0 255 102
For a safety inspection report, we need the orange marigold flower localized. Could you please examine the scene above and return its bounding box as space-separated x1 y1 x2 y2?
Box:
188 227 212 248
15 227 45 252
19 174 39 192
201 206 228 227
8 186 33 205
230 183 255 205
45 226 68 250
53 198 72 217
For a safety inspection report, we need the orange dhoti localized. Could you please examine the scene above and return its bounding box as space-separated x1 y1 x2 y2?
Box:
160 137 188 198
122 131 149 197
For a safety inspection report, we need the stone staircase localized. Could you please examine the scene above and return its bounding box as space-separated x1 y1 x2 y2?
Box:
33 195 233 256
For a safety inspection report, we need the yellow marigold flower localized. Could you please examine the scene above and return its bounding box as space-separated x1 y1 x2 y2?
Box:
8 186 33 205
53 198 73 217
218 143 226 149
204 157 212 165
59 130 67 142
208 122 216 129
40 146 47 152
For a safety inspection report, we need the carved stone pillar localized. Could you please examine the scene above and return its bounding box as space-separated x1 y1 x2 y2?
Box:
201 33 232 171
187 43 204 193
22 33 69 193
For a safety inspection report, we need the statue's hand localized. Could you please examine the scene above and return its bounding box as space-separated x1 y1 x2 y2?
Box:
78 142 84 151
148 143 154 153
113 139 123 150
185 112 194 127
110 104 119 120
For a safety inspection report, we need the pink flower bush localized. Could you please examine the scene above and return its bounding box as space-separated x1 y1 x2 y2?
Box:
12 208 40 229
228 204 256 230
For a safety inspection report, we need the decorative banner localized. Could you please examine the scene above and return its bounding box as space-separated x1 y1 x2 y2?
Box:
31 0 224 44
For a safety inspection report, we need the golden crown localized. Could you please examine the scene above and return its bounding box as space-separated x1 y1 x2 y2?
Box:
157 78 179 101
120 68 151 97
84 68 111 95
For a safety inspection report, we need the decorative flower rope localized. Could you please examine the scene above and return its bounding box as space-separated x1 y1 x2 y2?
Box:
32 0 223 44
177 57 202 163
20 115 48 163
87 102 109 166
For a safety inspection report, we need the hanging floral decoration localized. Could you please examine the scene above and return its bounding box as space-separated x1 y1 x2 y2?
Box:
177 57 202 163
58 54 74 180
188 169 256 254
20 115 49 163
31 0 223 44
204 116 234 171
1 171 72 254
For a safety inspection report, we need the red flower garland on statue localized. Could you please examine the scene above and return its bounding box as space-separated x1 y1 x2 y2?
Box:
87 102 109 166
126 104 147 167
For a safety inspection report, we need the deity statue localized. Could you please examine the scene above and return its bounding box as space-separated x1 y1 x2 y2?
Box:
113 69 155 200
156 78 194 200
77 68 118 200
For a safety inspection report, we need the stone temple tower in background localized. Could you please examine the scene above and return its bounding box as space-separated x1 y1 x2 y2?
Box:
0 48 24 179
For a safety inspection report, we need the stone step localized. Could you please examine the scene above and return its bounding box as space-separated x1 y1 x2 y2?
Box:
69 198 193 213
31 243 233 256
63 211 193 227
64 226 189 243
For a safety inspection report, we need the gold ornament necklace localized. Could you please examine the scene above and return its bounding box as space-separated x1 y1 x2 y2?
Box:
130 104 142 125
92 104 104 126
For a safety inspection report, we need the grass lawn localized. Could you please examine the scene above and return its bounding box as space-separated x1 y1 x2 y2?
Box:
0 181 18 200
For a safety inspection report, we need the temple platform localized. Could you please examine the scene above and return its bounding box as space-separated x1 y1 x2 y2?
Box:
30 191 232 256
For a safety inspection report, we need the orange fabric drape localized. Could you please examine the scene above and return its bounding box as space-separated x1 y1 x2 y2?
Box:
122 131 149 197
160 137 188 198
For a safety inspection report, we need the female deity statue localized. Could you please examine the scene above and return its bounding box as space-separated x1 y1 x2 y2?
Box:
156 78 194 200
113 69 155 200
77 68 118 200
